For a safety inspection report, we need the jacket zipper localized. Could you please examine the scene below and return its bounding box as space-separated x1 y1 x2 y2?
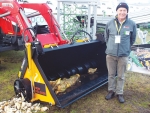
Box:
117 23 120 56
116 21 125 56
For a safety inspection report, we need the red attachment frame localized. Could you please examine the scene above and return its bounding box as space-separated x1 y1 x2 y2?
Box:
20 3 68 46
0 0 34 42
0 0 68 47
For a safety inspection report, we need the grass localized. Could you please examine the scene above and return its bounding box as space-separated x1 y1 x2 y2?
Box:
0 50 24 101
0 30 150 113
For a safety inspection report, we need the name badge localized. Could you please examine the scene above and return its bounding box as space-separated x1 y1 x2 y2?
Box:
125 31 130 35
115 35 121 43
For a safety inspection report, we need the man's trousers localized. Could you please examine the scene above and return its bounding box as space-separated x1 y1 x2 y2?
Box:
106 55 128 94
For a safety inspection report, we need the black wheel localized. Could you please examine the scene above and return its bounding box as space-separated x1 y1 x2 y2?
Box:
14 78 32 101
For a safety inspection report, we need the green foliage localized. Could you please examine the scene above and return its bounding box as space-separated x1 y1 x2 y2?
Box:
0 50 24 101
96 27 105 34
134 28 150 45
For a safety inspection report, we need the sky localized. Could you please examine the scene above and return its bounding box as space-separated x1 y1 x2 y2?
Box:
124 0 150 4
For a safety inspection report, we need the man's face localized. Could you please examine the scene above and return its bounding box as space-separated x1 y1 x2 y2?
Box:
117 7 127 20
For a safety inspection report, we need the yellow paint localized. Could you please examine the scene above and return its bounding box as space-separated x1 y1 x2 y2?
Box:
18 71 21 78
76 38 89 43
44 43 58 48
22 43 55 105
8 32 13 34
76 39 84 42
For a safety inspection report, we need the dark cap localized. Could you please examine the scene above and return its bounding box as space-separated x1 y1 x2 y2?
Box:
116 2 129 13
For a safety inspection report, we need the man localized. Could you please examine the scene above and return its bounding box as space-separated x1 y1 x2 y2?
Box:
104 2 136 103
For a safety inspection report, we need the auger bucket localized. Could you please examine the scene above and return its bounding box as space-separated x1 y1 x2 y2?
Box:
14 40 108 108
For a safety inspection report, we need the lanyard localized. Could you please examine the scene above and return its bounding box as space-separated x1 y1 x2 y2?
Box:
115 20 124 35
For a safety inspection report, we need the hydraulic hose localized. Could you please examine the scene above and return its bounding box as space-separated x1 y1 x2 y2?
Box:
70 29 93 44
22 27 36 43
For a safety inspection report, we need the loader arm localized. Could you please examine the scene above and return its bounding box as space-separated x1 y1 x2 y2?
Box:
20 3 68 46
0 0 35 42
20 4 61 36
0 0 67 52
0 0 37 52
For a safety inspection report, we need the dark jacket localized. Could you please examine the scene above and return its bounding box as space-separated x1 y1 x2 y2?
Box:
104 16 137 57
